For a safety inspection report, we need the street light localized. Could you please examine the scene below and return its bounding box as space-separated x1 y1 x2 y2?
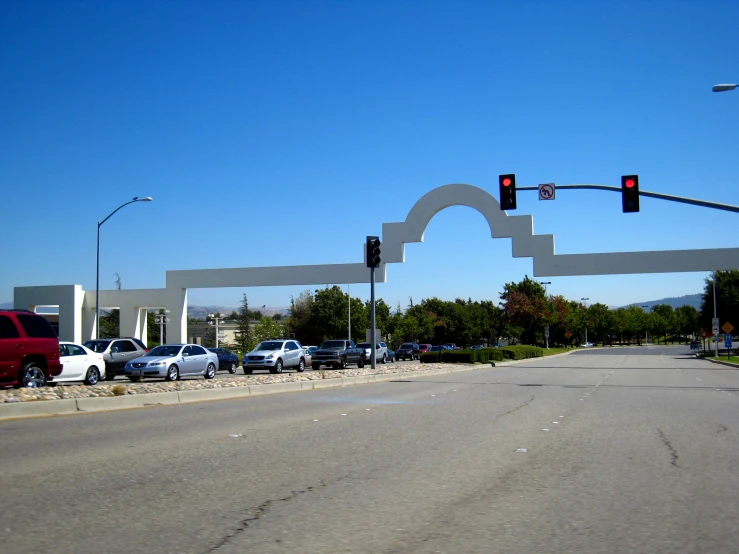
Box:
712 84 737 92
540 282 552 349
95 197 153 339
154 310 171 346
581 298 590 344
641 305 649 344
209 313 225 348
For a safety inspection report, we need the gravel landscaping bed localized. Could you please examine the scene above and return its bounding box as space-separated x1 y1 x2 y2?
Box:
0 363 472 403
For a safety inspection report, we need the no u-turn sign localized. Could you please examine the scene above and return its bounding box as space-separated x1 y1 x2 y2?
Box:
539 183 555 200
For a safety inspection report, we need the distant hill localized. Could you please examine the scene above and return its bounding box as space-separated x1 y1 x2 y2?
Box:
187 305 290 319
620 293 702 310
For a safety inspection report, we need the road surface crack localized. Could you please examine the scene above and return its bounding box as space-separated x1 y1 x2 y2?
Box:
206 474 351 552
657 429 679 467
495 395 535 418
718 424 728 434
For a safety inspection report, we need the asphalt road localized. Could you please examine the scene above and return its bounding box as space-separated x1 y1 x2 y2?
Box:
2 345 739 553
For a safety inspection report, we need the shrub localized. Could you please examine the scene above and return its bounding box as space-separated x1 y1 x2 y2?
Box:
499 345 544 360
420 349 504 364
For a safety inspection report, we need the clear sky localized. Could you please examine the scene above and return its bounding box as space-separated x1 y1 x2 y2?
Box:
2 0 738 312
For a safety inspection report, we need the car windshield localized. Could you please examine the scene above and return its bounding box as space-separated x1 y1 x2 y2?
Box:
83 340 111 353
147 345 182 357
256 341 284 351
400 343 414 348
320 341 346 349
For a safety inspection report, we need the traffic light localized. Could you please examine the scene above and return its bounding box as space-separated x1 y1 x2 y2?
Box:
621 175 639 213
499 174 517 210
366 236 381 268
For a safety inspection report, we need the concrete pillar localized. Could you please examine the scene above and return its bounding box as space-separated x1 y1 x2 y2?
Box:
169 288 188 343
120 305 143 340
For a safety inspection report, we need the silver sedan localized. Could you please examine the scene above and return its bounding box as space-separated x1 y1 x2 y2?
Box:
124 344 218 382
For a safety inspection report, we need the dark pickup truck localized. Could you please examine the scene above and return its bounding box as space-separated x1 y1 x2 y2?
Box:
311 340 366 370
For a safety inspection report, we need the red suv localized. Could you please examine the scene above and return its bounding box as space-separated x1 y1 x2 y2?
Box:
0 310 62 388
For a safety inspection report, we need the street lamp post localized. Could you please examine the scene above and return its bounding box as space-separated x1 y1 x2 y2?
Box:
154 310 171 346
96 197 152 339
641 305 650 344
209 313 225 348
713 275 719 357
540 282 551 349
581 298 589 344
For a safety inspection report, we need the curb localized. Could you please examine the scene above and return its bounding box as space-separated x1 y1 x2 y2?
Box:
0 351 578 421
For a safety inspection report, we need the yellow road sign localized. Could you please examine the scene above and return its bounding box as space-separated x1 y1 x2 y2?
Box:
565 331 572 338
722 322 734 334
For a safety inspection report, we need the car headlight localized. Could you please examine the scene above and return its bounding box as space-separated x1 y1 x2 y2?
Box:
149 361 165 366
265 353 275 359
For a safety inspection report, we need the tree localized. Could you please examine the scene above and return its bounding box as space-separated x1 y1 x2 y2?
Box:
310 285 350 342
252 317 285 344
701 271 739 334
676 305 700 340
234 294 255 354
500 276 548 345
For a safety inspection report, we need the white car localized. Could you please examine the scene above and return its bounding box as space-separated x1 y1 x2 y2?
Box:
580 342 594 348
53 342 106 385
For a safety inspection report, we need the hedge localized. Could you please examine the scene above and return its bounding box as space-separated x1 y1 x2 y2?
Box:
498 345 544 360
420 348 505 364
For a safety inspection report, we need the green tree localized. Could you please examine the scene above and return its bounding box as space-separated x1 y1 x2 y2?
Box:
701 271 739 334
500 276 548 345
252 317 285 344
676 305 700 340
234 294 255 355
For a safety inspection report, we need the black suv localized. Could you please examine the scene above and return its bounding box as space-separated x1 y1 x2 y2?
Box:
0 309 62 388
396 342 420 361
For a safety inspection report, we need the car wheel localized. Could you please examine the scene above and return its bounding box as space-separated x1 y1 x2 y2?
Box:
104 371 116 381
204 363 216 379
297 359 305 372
312 363 321 371
244 367 253 375
228 361 237 374
165 365 179 382
18 362 46 388
270 359 283 374
128 376 141 382
339 356 347 369
381 353 387 364
358 355 365 368
84 366 101 386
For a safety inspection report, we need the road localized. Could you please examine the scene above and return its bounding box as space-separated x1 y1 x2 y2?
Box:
2 345 739 553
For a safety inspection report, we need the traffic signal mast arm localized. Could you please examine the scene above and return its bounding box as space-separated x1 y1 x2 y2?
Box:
515 184 739 214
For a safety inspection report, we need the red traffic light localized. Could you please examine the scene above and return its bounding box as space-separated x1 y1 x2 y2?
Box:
625 179 636 189
502 178 512 187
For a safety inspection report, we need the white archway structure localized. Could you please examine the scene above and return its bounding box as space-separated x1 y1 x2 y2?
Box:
15 183 739 344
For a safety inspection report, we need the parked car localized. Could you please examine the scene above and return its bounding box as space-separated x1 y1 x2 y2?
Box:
396 342 420 360
207 347 239 373
83 338 149 380
0 309 62 388
124 343 219 382
690 340 701 350
386 347 395 362
356 342 390 364
444 343 461 350
311 340 366 370
418 344 432 353
580 342 594 348
302 346 319 365
53 342 106 385
470 344 485 350
243 339 306 374
430 345 453 352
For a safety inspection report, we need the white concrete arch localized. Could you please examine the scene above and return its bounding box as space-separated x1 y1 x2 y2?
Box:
382 183 553 264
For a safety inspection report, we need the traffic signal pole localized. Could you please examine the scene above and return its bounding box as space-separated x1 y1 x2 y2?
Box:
370 265 376 369
514 184 739 214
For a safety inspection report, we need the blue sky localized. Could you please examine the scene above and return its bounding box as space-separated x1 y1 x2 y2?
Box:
2 0 738 312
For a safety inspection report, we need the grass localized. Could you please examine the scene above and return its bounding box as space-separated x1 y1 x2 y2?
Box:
541 347 573 356
698 352 739 365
